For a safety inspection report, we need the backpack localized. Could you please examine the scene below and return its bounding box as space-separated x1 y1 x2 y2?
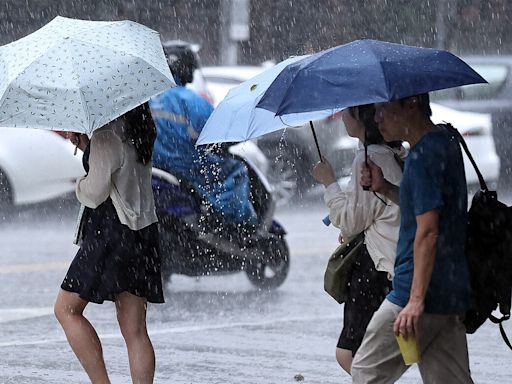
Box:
448 124 512 350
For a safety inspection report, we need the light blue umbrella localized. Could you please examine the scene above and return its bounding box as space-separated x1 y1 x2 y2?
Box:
196 55 341 155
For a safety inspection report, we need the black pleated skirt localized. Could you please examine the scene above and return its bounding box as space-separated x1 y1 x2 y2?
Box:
337 245 391 355
61 199 164 304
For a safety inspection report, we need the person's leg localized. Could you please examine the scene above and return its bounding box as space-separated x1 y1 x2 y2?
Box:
336 246 391 375
352 300 408 384
54 289 110 384
336 347 353 374
418 314 474 384
116 292 155 384
336 249 363 375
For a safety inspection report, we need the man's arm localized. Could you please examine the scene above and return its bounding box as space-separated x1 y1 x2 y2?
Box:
360 159 400 204
393 209 439 339
378 180 400 206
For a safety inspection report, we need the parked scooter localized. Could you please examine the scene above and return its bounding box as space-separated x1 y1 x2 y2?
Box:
151 150 290 289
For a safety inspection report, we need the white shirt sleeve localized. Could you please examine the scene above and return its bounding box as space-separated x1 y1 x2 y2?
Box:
323 153 378 238
75 131 123 208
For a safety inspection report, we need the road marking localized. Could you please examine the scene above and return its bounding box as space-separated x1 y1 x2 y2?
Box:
0 307 54 323
0 248 332 275
0 314 340 348
0 261 69 274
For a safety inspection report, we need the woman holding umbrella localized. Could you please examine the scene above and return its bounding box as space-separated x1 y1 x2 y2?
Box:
54 103 164 384
312 104 406 375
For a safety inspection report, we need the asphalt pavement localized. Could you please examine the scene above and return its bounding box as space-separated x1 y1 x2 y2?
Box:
0 196 510 383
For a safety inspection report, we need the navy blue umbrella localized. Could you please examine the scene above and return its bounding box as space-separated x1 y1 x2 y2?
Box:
257 39 487 116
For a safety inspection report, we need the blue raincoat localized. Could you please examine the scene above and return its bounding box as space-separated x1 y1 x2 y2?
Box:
149 85 257 225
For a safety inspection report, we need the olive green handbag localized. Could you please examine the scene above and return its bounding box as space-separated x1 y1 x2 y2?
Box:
323 232 365 304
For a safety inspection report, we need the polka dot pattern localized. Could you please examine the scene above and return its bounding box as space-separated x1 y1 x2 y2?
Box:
0 16 175 134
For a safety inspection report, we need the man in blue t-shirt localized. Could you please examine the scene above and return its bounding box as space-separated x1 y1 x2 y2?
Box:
351 94 474 383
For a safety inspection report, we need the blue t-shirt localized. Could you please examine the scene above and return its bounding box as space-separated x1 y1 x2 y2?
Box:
387 127 471 314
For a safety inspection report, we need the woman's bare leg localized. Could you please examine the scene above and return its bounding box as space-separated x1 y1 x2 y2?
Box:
116 292 155 384
336 347 353 375
54 289 110 384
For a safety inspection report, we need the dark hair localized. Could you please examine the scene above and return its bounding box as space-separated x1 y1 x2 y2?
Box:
123 102 156 165
399 93 432 117
348 104 402 149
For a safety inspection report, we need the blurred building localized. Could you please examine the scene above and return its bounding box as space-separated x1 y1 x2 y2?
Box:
1 0 512 64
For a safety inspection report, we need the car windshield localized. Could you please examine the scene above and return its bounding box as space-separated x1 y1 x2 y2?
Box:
433 63 508 100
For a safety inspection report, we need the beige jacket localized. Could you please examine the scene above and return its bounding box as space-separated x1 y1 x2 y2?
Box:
76 121 158 231
324 143 406 277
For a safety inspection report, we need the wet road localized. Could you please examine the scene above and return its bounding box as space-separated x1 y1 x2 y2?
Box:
0 196 510 383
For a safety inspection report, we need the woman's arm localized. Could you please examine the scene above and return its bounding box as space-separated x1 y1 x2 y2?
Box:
76 131 122 208
312 157 337 187
66 132 89 153
324 154 377 237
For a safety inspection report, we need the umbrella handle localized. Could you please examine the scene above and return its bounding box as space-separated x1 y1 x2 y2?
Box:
73 136 81 156
362 128 370 191
309 121 322 161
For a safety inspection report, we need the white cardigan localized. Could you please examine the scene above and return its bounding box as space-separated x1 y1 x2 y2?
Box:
75 122 158 231
324 143 406 278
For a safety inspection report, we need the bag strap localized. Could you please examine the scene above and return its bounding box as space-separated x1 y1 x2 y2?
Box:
448 123 512 350
393 152 404 172
489 313 512 351
445 124 488 192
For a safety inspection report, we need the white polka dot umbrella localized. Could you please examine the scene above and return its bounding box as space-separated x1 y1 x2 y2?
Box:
0 16 176 134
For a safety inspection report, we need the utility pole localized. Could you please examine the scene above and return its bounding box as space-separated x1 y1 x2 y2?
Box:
435 0 458 50
219 0 250 65
435 0 449 49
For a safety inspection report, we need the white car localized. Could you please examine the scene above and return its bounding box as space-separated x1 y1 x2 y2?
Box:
0 128 85 209
200 65 268 106
430 103 499 186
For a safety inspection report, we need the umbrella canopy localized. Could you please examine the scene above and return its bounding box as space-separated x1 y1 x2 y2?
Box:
0 16 175 134
257 39 487 116
196 55 342 146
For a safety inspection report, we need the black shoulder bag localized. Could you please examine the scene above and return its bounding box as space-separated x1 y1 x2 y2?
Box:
447 124 512 351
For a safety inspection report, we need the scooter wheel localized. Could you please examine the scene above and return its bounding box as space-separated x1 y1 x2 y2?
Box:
245 236 290 289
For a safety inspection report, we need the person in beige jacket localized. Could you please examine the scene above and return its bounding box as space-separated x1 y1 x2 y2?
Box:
313 104 406 375
54 103 163 384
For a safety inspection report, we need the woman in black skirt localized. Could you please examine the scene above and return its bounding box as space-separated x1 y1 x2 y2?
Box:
54 103 163 384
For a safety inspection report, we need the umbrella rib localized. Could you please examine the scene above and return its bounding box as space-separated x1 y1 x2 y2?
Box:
58 45 90 132
77 88 90 134
0 18 115 81
81 40 172 85
375 55 392 101
272 49 340 115
0 50 90 131
271 64 307 115
64 27 171 81
0 45 59 88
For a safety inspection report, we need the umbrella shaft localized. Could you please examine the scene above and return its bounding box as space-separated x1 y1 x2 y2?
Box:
309 121 322 161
